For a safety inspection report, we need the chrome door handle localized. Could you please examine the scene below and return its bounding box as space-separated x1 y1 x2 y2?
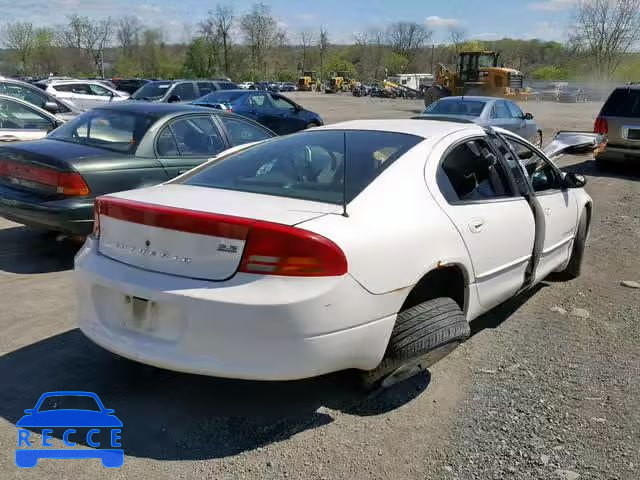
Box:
468 218 485 233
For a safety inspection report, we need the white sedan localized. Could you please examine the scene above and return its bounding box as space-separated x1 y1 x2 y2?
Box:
75 120 592 389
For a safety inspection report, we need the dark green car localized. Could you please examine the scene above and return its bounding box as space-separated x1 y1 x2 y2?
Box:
0 102 275 235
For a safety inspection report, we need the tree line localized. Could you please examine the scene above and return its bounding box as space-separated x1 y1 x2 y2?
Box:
1 0 640 83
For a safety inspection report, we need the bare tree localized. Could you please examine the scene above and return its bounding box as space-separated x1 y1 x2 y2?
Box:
318 26 329 80
214 4 234 76
449 27 466 55
240 3 280 78
299 30 315 72
570 0 640 80
2 22 35 72
116 16 141 56
386 21 431 64
60 15 87 51
83 18 114 77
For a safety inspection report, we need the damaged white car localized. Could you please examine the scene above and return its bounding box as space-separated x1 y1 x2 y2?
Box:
75 120 593 389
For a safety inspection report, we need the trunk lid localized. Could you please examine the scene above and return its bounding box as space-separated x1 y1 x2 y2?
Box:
97 184 341 281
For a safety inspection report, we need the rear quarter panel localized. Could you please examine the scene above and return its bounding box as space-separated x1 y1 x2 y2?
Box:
300 138 474 301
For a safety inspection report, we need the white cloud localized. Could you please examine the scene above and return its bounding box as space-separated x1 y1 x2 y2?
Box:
425 16 462 29
473 32 500 40
528 0 576 11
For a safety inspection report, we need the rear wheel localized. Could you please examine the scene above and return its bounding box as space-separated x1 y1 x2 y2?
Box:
360 297 469 390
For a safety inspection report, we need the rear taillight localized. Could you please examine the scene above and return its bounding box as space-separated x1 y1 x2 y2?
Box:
0 160 89 196
239 221 347 277
594 116 608 135
95 196 348 277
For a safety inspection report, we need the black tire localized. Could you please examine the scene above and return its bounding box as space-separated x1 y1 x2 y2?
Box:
360 297 470 390
557 209 589 280
423 85 447 108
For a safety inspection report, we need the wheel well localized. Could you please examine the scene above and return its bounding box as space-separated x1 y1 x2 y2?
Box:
584 201 592 235
401 266 466 313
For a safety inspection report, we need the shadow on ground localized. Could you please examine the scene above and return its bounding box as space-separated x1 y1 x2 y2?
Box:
1 329 430 461
561 157 640 182
0 227 80 274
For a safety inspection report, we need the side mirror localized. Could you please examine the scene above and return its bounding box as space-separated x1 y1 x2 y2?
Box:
524 113 534 120
564 171 587 188
43 101 59 114
167 94 181 103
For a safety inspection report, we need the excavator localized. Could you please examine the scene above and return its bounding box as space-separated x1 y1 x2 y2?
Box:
423 51 524 107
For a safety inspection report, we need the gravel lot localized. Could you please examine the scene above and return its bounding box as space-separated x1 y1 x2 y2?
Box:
1 93 639 480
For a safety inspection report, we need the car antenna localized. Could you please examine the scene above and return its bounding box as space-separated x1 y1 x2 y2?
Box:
341 131 349 217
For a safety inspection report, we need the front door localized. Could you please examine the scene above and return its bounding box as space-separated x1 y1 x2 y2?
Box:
268 94 307 134
155 115 229 178
503 136 578 281
244 92 275 130
430 135 536 310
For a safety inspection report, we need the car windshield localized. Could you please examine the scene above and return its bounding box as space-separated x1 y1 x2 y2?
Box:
131 81 172 100
424 99 486 117
48 109 154 153
602 89 640 117
37 395 101 412
181 130 421 204
197 91 246 104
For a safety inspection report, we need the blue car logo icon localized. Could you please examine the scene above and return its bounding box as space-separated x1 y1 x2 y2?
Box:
16 391 123 468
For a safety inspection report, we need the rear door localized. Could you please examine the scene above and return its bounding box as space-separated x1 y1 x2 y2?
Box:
503 135 577 281
155 114 230 177
430 134 535 310
0 97 56 142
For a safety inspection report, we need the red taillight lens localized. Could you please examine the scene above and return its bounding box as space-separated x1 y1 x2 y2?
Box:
0 160 89 196
594 116 608 135
239 221 347 277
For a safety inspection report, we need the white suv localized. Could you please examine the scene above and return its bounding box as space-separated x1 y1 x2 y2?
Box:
38 80 129 111
75 120 592 389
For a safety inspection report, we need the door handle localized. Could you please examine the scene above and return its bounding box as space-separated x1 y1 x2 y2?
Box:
468 218 485 233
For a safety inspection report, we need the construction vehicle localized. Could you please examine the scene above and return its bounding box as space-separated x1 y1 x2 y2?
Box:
423 51 524 107
325 71 356 93
298 71 317 91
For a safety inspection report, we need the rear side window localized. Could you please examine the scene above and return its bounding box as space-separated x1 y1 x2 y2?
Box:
172 83 197 101
601 88 640 117
438 138 513 202
197 82 214 96
181 130 421 204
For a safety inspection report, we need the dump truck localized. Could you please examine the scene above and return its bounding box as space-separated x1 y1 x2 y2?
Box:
423 51 523 107
298 71 317 91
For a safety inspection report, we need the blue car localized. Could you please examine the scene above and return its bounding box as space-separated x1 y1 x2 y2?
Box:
16 391 123 468
193 90 323 135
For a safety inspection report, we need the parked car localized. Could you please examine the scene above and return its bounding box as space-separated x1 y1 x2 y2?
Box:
557 87 588 103
418 96 543 147
238 81 255 90
594 84 640 165
267 82 281 92
0 76 81 120
280 82 297 92
112 78 151 95
36 79 130 111
130 80 238 103
193 90 323 134
75 119 592 389
0 94 64 142
0 102 275 235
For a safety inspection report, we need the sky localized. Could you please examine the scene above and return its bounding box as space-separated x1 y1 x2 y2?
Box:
0 0 578 44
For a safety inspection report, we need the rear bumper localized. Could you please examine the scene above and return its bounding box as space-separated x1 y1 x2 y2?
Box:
75 237 399 380
0 185 93 234
596 145 640 163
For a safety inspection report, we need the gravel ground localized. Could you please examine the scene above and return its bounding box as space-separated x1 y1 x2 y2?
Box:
1 95 639 480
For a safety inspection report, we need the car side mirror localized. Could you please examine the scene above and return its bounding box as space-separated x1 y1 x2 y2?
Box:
564 171 587 188
524 112 534 120
43 101 59 114
167 94 181 103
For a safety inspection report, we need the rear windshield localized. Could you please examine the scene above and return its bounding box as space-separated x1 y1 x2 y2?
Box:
181 130 422 204
131 81 172 100
424 99 486 117
48 109 154 153
197 91 246 104
601 88 640 117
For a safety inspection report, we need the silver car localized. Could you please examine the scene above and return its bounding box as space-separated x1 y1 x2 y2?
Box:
0 94 63 143
417 96 542 147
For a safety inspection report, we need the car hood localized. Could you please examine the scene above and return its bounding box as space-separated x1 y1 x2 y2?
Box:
17 410 123 427
0 139 124 170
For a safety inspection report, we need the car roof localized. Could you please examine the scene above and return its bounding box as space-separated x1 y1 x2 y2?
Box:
437 95 498 102
314 119 483 139
93 101 217 116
